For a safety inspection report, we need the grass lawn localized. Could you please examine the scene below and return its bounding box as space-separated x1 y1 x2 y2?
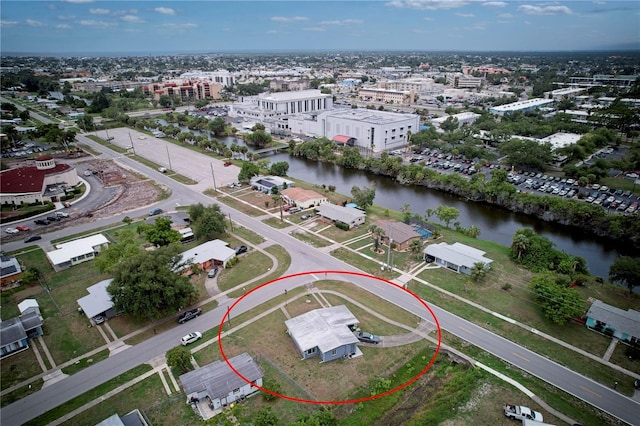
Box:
263 216 292 229
331 247 400 282
0 346 43 393
0 379 44 408
230 224 266 246
290 228 333 248
217 195 265 217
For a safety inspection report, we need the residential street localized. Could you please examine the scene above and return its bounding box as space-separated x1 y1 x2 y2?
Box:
1 133 638 426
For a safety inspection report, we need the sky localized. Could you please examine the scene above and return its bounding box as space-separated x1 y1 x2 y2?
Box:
1 1 639 55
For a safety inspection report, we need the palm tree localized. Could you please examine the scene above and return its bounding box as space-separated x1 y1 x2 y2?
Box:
468 225 481 238
410 239 423 259
471 262 490 282
401 203 412 222
511 233 529 260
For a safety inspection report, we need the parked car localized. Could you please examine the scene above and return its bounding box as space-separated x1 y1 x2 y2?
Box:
235 245 248 255
92 315 105 325
177 308 202 324
24 235 42 243
5 227 19 234
149 208 163 216
16 225 30 232
46 215 60 222
223 161 232 167
301 214 312 220
207 268 219 278
34 219 48 225
503 405 543 422
288 207 302 214
181 331 202 346
55 211 69 218
356 332 380 344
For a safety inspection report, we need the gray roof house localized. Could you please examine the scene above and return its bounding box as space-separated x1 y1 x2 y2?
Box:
95 409 150 426
179 352 263 415
316 204 366 229
285 305 360 363
250 175 294 193
423 242 493 275
77 279 116 322
0 300 44 359
585 300 640 344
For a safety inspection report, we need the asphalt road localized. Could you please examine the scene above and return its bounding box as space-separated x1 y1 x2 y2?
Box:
1 128 638 425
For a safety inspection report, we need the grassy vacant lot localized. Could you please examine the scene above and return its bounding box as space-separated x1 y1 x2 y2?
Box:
290 228 333 248
331 247 400 282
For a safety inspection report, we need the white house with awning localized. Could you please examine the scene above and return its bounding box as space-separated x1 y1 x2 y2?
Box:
77 279 116 321
423 242 492 275
179 239 236 271
46 234 110 270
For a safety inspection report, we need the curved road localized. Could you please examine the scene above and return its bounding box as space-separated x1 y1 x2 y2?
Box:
1 133 638 426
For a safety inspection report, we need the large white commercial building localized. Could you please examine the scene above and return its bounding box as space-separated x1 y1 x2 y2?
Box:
179 70 237 87
288 109 419 153
229 89 333 121
489 98 554 116
431 112 481 131
358 87 414 105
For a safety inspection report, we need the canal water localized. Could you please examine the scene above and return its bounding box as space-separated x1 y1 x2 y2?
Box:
262 151 632 280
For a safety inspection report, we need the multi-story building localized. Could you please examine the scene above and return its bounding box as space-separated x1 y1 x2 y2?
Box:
229 89 333 120
489 98 554 116
143 80 222 101
358 87 414 105
446 73 483 89
383 78 432 92
569 74 638 89
288 108 419 153
269 79 310 91
179 70 237 88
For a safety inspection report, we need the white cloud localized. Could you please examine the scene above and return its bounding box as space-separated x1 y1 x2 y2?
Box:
482 1 507 7
456 13 474 17
0 20 18 26
464 23 486 30
498 13 513 19
155 7 176 16
161 23 198 30
303 26 326 32
77 19 117 28
385 0 469 10
424 16 435 21
271 16 309 23
89 8 110 15
121 15 145 23
518 5 572 15
64 0 94 3
26 19 46 27
56 24 71 29
319 19 363 25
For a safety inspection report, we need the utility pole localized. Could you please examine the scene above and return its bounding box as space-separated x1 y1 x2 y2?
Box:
228 213 233 232
166 145 172 171
210 163 217 191
128 133 136 155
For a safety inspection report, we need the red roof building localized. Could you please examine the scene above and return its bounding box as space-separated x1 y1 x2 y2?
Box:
1 157 79 206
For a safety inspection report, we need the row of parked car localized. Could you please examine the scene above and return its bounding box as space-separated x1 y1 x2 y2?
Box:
34 211 69 225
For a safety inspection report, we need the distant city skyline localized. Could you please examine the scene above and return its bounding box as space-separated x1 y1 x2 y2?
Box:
1 1 639 55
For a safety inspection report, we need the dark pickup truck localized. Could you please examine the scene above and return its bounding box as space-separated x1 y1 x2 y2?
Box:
177 308 201 324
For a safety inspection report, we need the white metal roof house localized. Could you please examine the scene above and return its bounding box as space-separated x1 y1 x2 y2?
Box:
316 204 366 229
249 175 294 194
179 239 236 270
46 233 110 271
179 352 263 416
585 300 640 345
77 279 116 321
285 305 360 363
423 242 493 275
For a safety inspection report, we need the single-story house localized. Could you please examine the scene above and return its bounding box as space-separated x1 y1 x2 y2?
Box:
316 204 366 229
585 300 640 345
374 219 421 251
77 279 116 322
250 175 294 193
1 255 23 290
285 305 360 363
423 242 493 275
95 409 150 426
179 352 263 415
46 233 110 270
0 300 44 358
281 187 327 209
179 239 236 271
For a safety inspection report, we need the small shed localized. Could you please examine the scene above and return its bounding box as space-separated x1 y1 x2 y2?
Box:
179 352 263 414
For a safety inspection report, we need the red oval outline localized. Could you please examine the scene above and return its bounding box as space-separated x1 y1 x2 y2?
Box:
217 270 441 405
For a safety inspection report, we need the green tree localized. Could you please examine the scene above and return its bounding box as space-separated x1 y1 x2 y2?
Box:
254 406 279 426
435 205 459 228
140 216 181 247
245 129 272 148
440 116 459 132
410 238 423 259
270 161 290 176
261 376 282 401
401 203 412 222
350 183 376 210
470 262 490 282
530 274 584 324
107 245 198 319
609 256 640 295
190 203 226 240
94 229 142 273
238 161 261 181
207 117 227 136
166 346 193 374
511 230 530 261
